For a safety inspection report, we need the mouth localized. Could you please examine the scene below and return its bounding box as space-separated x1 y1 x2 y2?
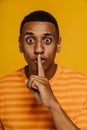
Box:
33 57 47 65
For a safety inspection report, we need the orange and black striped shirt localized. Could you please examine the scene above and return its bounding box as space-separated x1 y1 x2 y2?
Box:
0 65 87 130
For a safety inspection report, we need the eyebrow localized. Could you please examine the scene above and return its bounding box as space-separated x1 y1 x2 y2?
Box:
24 32 53 36
43 33 53 36
24 32 33 36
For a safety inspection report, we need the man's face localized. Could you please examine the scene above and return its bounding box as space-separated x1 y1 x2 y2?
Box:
19 21 61 74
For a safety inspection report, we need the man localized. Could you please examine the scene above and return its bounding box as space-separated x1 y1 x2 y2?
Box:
0 10 87 130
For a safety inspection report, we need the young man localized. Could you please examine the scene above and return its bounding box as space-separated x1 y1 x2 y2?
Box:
0 10 87 130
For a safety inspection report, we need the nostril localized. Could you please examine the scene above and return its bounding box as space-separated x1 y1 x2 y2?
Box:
34 50 44 54
34 44 44 54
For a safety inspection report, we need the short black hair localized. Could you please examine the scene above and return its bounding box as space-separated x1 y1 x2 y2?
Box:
20 10 59 38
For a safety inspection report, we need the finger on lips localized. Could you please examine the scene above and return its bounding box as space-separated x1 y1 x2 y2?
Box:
25 54 45 92
38 54 45 77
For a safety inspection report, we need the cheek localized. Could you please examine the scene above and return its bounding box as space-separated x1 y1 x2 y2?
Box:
23 47 33 62
46 45 57 57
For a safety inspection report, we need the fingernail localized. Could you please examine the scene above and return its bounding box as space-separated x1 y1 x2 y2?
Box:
25 79 28 85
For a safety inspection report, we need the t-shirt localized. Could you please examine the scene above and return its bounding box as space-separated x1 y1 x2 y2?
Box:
0 65 87 130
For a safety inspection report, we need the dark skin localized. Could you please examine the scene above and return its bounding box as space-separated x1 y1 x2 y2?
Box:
19 21 80 130
19 22 60 79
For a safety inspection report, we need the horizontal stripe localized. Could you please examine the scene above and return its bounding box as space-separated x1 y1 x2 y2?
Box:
4 124 54 129
2 117 52 122
0 65 87 130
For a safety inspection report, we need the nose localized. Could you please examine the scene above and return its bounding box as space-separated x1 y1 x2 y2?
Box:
34 42 44 54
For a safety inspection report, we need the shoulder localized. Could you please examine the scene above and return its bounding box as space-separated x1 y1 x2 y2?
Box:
57 65 87 98
59 65 87 79
57 65 87 91
0 67 25 85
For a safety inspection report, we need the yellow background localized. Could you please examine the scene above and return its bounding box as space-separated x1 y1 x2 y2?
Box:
0 0 87 78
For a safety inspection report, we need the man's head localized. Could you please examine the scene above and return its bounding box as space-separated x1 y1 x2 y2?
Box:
19 10 61 76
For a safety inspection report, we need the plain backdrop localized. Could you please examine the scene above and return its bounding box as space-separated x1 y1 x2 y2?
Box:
0 0 87 77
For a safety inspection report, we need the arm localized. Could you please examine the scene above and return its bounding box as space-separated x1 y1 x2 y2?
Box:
26 55 80 130
49 99 80 130
27 74 80 130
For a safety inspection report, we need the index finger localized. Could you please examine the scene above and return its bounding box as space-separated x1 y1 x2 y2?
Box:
38 55 45 77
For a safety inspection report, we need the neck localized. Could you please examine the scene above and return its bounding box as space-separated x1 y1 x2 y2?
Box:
45 64 57 80
25 64 57 80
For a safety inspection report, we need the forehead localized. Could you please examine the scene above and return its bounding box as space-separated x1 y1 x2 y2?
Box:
21 21 57 36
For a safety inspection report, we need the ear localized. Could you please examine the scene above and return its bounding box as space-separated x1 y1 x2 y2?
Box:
56 37 61 53
18 36 23 53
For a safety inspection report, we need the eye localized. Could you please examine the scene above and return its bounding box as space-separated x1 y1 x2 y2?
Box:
44 37 52 44
26 37 35 44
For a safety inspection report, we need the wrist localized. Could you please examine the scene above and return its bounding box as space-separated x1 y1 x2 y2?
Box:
48 98 61 112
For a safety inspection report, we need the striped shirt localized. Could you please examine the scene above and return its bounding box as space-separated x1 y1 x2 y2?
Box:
0 65 87 130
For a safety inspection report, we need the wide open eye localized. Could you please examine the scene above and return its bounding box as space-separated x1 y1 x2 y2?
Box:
44 37 52 44
26 37 35 44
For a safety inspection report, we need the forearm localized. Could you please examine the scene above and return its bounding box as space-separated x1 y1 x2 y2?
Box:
27 72 80 130
49 101 80 130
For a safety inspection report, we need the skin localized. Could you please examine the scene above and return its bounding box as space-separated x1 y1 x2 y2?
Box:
19 22 61 79
19 21 80 130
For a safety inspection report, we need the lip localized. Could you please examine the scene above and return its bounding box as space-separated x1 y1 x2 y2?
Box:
33 57 47 65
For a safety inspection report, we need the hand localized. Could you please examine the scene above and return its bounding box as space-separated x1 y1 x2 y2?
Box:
26 55 57 108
